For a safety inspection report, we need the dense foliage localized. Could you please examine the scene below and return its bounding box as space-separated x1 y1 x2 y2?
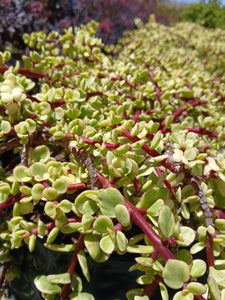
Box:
0 17 225 300
0 0 167 51
178 0 225 29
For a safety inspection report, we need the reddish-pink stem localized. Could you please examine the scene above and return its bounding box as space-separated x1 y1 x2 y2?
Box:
143 58 162 105
0 262 10 289
21 221 56 239
133 176 141 194
0 194 22 210
132 110 141 123
86 91 104 101
21 218 81 240
187 128 225 140
0 213 11 218
206 232 214 267
142 275 161 296
67 183 87 190
111 76 140 91
0 66 47 78
161 100 207 128
61 234 84 300
155 167 176 195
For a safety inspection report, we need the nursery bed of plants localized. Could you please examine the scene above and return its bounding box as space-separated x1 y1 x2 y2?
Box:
0 16 225 299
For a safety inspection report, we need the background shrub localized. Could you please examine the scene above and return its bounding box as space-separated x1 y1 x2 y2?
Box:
178 0 225 29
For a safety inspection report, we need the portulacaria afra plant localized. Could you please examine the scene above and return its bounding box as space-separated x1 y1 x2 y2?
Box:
0 18 225 300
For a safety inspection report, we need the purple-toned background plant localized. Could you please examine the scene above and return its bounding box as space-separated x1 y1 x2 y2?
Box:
0 17 225 300
0 0 167 52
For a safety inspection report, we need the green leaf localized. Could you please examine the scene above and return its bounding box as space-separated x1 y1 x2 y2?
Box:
115 204 130 227
77 250 90 282
45 202 57 219
84 233 109 262
208 276 221 300
31 183 45 201
135 257 153 271
150 131 162 150
126 289 144 300
30 162 49 181
34 275 61 295
75 190 98 215
127 245 154 254
190 259 207 278
176 249 192 265
71 272 83 293
70 292 95 300
187 282 207 295
44 243 75 252
43 188 58 201
158 205 175 239
46 227 59 244
98 188 125 217
93 216 115 233
173 291 193 300
137 187 167 209
209 266 225 289
177 226 196 247
1 120 11 134
33 145 50 162
59 199 72 213
81 213 95 230
116 231 128 252
100 234 115 254
0 182 11 194
159 282 169 300
60 222 81 234
38 220 46 236
47 273 71 284
134 295 150 300
163 259 190 289
13 165 32 182
190 242 205 255
28 234 36 252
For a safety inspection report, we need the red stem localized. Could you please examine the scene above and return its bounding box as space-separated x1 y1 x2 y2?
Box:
143 58 162 105
67 183 87 190
133 176 141 194
206 232 214 267
155 167 176 195
21 218 81 239
0 262 10 289
0 66 47 78
0 194 22 210
0 213 11 218
142 275 161 296
187 128 225 140
86 91 104 101
111 76 140 91
21 221 55 239
61 234 84 300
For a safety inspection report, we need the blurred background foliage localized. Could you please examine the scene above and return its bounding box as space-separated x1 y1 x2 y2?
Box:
1 0 224 56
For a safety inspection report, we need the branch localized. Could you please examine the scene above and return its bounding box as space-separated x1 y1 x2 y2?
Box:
0 262 10 290
61 234 84 300
0 66 47 78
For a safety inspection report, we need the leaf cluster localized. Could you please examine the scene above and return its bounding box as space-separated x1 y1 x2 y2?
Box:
0 18 225 300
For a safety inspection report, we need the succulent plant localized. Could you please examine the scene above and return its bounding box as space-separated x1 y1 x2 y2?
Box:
0 17 225 300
